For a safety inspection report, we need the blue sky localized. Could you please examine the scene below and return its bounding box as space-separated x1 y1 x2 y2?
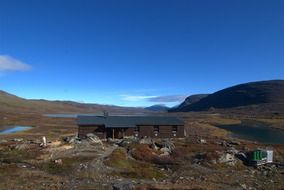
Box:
0 0 283 107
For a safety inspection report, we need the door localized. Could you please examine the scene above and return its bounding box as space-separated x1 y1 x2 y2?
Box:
107 128 124 139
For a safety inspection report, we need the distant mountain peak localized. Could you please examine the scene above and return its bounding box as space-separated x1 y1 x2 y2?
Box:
145 104 169 112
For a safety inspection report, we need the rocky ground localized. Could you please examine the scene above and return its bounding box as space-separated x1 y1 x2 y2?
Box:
0 113 284 190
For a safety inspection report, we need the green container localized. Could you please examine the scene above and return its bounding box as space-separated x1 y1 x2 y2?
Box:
248 149 271 166
253 151 257 160
252 150 265 161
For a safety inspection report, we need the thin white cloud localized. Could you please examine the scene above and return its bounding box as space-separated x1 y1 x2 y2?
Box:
147 95 187 103
0 55 31 72
120 94 187 104
120 95 157 102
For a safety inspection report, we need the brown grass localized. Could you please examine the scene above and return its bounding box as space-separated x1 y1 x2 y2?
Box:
104 148 165 179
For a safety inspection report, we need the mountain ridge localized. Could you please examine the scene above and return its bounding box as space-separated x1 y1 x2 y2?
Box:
145 104 169 112
0 90 149 114
170 80 284 112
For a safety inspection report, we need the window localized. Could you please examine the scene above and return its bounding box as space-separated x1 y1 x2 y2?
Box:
153 126 159 136
95 126 105 133
134 126 139 137
134 126 139 132
154 125 159 133
172 126 178 133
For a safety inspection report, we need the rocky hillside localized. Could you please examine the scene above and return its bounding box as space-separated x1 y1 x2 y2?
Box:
0 90 148 114
170 80 284 112
171 94 209 111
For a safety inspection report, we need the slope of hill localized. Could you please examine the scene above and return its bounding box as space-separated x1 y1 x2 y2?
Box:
0 90 148 114
170 94 209 112
145 104 169 112
170 80 284 112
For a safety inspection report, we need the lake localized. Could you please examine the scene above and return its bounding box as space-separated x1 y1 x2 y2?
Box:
43 113 151 118
0 126 33 134
43 114 81 118
216 124 284 144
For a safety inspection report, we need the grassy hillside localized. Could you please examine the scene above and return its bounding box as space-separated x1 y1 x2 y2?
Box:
0 90 148 114
170 80 284 114
170 94 209 112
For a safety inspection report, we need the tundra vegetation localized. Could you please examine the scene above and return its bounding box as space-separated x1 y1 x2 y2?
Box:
0 110 284 190
1 81 284 189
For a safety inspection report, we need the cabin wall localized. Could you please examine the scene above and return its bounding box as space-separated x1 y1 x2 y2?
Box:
138 125 154 137
78 125 106 139
124 128 135 137
157 125 173 138
138 125 184 138
78 125 185 139
177 125 185 137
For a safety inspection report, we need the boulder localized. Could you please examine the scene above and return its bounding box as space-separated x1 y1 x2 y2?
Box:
13 138 24 142
118 138 138 147
112 182 133 190
160 147 171 153
107 138 123 144
199 138 207 144
229 141 241 146
227 147 239 154
155 140 175 152
218 153 236 166
139 137 153 145
86 133 103 144
150 142 159 150
54 159 63 165
240 183 247 190
160 151 170 156
15 143 29 150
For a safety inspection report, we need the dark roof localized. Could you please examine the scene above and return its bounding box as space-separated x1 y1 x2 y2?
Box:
77 115 184 128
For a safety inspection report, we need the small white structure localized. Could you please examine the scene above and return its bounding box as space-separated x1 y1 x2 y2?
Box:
266 150 273 163
42 136 47 147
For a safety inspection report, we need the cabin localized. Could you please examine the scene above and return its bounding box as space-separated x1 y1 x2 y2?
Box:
77 115 185 139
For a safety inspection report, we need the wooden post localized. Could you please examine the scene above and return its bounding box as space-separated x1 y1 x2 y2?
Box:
112 128 114 139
